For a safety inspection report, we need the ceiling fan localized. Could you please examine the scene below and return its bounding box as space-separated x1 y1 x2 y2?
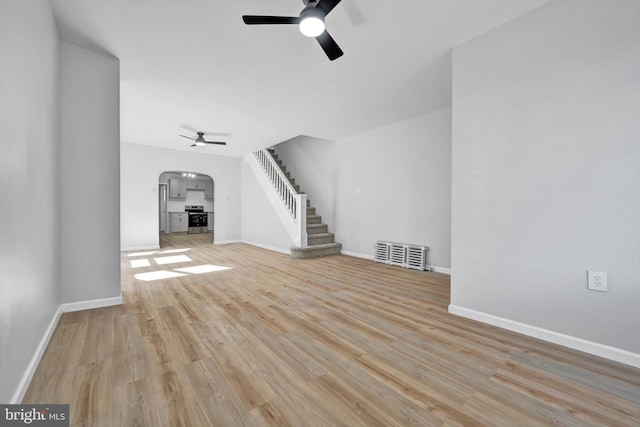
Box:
242 0 344 61
180 132 227 147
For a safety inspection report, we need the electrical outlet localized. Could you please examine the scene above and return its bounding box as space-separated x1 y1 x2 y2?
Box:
587 271 608 292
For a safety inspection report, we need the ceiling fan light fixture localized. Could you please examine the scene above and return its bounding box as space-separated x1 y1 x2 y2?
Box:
299 16 325 37
194 141 206 147
242 0 344 60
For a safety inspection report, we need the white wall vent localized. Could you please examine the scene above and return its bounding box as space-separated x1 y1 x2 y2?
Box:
373 241 430 271
389 243 406 267
405 244 428 271
374 241 390 263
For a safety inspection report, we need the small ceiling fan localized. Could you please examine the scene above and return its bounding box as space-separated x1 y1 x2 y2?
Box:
242 0 344 61
180 132 227 147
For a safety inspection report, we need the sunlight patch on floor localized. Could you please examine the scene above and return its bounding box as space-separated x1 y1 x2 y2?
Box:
154 255 192 265
131 234 220 281
128 251 158 257
158 248 191 254
134 270 187 281
174 265 231 274
130 259 151 268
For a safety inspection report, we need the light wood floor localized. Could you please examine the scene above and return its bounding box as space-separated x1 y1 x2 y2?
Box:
24 233 640 426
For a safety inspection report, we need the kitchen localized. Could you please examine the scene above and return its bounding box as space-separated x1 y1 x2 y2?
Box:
159 171 214 237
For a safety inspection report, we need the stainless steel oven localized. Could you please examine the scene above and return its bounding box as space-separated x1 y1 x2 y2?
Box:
185 205 208 234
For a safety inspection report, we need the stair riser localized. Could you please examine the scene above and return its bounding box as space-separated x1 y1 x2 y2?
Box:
307 225 328 234
306 207 316 215
307 216 322 225
291 244 342 259
308 235 335 245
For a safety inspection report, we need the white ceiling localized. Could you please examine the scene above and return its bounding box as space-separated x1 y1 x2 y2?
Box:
50 0 549 157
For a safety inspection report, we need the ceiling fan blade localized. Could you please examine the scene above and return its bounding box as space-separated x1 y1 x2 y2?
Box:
316 0 342 16
204 141 227 145
316 30 343 61
180 134 196 141
191 144 197 147
242 15 300 25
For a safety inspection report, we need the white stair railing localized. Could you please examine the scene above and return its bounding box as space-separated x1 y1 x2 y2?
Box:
254 149 307 248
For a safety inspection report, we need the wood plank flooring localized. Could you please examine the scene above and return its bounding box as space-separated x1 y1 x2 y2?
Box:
24 233 640 426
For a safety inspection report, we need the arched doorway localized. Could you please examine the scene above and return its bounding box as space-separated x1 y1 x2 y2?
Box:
158 171 214 244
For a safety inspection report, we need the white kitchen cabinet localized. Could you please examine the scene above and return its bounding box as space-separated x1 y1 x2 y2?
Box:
186 179 206 190
204 180 213 199
169 178 187 198
169 212 188 233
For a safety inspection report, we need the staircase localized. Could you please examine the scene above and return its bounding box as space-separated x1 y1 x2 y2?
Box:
267 149 342 259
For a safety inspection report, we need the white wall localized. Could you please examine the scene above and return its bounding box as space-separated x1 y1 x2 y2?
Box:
0 0 61 403
240 157 295 252
121 143 241 250
60 42 121 303
275 108 452 270
451 0 640 353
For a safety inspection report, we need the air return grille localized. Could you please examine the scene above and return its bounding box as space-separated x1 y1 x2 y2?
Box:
374 241 390 263
389 243 406 266
405 244 429 271
373 241 430 271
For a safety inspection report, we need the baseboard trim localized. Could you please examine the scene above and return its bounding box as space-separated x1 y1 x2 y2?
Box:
341 250 374 260
11 294 123 403
431 266 451 275
10 305 63 404
121 245 159 252
214 239 242 246
448 304 640 369
241 240 290 255
61 294 123 313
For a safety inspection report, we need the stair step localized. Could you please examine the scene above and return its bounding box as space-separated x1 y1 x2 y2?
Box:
306 199 311 207
308 233 335 245
288 177 295 185
307 224 328 234
306 207 316 215
291 242 342 259
307 214 322 224
293 184 300 192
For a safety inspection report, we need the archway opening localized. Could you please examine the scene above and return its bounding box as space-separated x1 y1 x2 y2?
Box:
158 171 214 246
